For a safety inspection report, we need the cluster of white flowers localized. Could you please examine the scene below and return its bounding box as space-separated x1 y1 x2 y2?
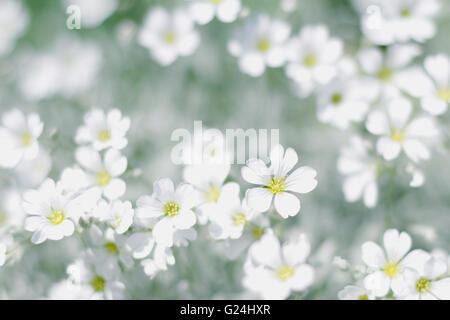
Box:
0 0 449 301
135 1 447 211
338 229 450 300
0 103 318 299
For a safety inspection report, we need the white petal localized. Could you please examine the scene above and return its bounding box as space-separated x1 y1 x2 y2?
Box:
377 137 402 161
361 241 385 268
387 98 412 129
249 230 282 268
285 166 318 194
288 264 315 291
383 229 411 262
239 53 265 77
241 159 271 185
274 192 300 218
172 210 196 230
152 219 174 247
424 54 450 87
104 149 127 176
75 147 103 172
366 110 389 135
216 0 241 23
245 187 273 213
363 271 390 297
103 178 126 200
403 139 430 163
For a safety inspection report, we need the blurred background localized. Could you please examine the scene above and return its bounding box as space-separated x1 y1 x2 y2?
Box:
0 0 449 299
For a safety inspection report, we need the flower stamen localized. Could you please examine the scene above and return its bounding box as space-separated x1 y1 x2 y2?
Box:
268 177 286 194
276 265 294 281
98 129 111 142
232 213 247 227
164 201 180 217
48 209 65 225
384 261 400 278
96 171 111 187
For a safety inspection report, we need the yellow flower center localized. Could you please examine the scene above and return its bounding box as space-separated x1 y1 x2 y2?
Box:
48 209 65 225
97 129 111 142
400 8 411 17
91 276 106 292
390 129 405 142
358 294 369 300
415 277 431 293
377 67 392 81
205 185 221 203
210 0 222 4
303 54 317 68
276 265 294 281
21 132 33 147
164 31 177 44
268 177 286 194
0 211 8 226
251 226 264 240
384 261 400 278
114 216 122 227
164 201 180 217
331 93 342 104
256 38 271 53
232 213 247 227
104 242 119 255
96 170 111 187
437 87 450 102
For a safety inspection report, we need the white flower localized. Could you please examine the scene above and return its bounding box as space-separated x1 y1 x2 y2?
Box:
19 37 102 100
361 229 423 297
241 144 318 218
183 163 231 224
14 148 52 187
285 25 343 97
0 189 26 230
337 136 378 208
219 213 269 260
405 164 425 187
401 250 450 300
64 0 118 28
243 230 315 299
76 108 130 151
366 98 438 162
208 184 257 240
67 257 125 300
23 179 82 244
47 279 91 300
58 168 103 222
338 285 374 300
75 147 127 200
125 232 155 260
421 54 450 115
126 230 195 278
189 0 241 25
0 0 28 56
141 244 175 279
93 199 134 234
358 0 440 45
317 77 377 130
136 178 197 247
88 226 134 268
138 7 200 66
357 44 425 99
228 14 290 77
431 249 450 277
0 109 43 168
